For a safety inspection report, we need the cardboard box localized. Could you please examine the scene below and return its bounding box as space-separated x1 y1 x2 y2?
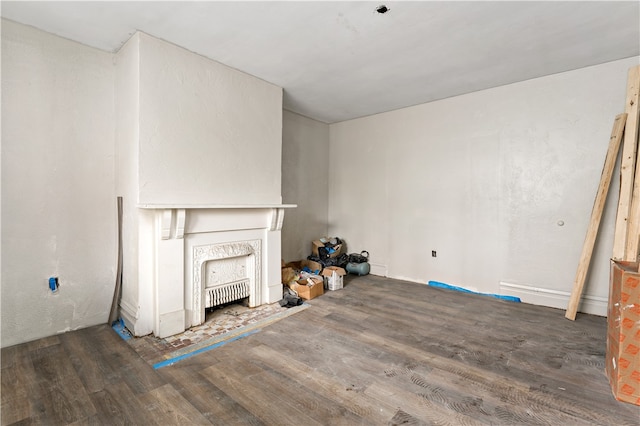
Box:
285 259 323 274
606 260 640 405
322 266 346 291
311 240 324 256
301 259 323 274
285 260 301 270
287 276 324 300
311 238 343 258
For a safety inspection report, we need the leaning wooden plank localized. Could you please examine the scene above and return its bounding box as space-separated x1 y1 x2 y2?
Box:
624 79 640 261
626 179 640 260
626 169 640 261
612 66 640 260
566 113 627 320
108 196 123 325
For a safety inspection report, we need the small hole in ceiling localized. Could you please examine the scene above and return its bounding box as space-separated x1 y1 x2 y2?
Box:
376 5 390 14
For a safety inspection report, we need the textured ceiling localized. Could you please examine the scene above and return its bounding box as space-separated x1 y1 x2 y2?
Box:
2 1 639 123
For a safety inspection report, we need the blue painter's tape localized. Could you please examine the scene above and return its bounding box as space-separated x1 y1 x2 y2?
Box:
428 281 521 303
153 328 261 369
112 318 132 341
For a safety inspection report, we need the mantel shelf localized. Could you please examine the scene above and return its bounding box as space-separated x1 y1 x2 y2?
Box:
137 204 297 209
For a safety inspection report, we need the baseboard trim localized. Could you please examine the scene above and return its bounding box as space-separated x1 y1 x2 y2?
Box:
119 299 151 337
499 282 607 317
369 263 388 277
119 299 138 320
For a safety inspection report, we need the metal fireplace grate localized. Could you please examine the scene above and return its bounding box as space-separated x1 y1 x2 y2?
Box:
205 279 250 308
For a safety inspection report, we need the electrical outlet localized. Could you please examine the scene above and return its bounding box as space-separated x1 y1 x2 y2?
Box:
49 277 59 293
432 250 437 257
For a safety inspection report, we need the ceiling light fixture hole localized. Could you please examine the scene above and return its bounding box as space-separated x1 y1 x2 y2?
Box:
376 5 390 14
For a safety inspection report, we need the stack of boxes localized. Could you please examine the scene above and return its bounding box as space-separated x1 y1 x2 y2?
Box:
281 237 348 300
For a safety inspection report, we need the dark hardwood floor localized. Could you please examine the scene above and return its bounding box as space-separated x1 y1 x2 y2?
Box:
2 275 639 425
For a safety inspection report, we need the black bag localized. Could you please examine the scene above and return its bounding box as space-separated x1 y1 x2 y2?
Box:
308 253 349 269
317 238 342 259
318 246 331 259
348 251 369 264
330 253 349 268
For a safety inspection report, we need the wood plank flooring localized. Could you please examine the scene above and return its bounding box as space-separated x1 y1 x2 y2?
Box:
2 275 639 425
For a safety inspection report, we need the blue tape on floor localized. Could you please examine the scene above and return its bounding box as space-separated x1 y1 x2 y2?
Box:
112 318 132 341
428 281 521 302
153 328 261 369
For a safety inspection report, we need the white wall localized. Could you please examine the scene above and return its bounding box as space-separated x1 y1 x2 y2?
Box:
281 111 329 262
137 33 283 206
329 57 639 315
1 20 116 347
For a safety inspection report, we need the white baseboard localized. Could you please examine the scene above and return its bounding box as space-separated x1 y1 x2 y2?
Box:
118 299 151 337
369 263 388 277
119 299 138 320
499 282 607 317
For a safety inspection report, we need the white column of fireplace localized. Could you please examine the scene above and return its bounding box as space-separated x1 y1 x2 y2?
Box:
122 205 294 339
115 32 289 339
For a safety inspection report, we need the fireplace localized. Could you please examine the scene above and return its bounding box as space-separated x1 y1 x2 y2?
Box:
119 205 294 338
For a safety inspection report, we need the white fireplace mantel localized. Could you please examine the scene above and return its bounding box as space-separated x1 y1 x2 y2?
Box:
138 204 297 209
137 204 296 237
120 204 296 339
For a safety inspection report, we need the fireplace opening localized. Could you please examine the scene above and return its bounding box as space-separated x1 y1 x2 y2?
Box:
190 239 262 328
204 254 253 309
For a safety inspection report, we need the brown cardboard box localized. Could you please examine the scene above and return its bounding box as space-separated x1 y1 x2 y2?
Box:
285 259 322 274
285 259 323 274
311 239 324 256
301 259 323 274
606 260 640 405
311 238 343 258
322 266 347 291
285 260 301 270
287 276 324 300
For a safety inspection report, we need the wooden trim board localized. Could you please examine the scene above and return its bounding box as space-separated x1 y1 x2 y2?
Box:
612 66 640 260
624 70 640 261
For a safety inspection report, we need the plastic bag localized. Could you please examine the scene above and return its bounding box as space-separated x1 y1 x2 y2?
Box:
348 251 369 264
